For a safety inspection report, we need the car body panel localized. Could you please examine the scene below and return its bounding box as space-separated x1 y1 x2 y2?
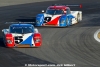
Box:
35 5 82 27
2 24 42 48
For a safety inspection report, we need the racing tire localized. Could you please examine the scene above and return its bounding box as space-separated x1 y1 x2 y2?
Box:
70 19 72 26
2 33 6 47
66 18 70 27
77 13 80 23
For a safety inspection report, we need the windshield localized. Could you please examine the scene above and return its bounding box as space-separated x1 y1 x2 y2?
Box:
46 9 64 15
10 26 34 34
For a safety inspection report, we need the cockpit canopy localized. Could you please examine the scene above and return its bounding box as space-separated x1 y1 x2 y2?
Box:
46 9 64 15
46 6 70 15
9 24 34 34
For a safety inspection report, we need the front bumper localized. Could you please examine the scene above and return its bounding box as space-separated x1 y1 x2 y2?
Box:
14 44 34 47
42 23 58 26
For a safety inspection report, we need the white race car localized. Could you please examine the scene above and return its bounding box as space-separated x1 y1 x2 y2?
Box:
2 23 42 47
35 4 82 27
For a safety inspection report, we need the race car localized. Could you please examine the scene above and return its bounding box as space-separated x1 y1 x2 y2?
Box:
35 4 82 27
2 22 42 47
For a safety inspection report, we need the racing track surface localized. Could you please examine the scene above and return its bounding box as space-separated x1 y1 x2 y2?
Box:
0 0 100 67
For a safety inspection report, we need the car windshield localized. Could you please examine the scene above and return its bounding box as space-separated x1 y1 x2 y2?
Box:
10 26 34 34
46 9 64 15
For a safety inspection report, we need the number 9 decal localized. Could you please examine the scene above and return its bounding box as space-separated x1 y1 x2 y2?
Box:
15 36 23 44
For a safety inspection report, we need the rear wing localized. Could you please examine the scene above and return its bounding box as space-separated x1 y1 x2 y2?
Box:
5 22 35 24
52 4 82 8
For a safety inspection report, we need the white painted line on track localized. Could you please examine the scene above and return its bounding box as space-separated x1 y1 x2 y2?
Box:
94 29 100 42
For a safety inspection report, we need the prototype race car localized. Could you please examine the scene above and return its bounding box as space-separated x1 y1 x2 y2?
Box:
35 4 82 27
2 22 42 47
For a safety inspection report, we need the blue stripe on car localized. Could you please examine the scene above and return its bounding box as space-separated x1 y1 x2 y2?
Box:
20 34 33 47
59 14 74 27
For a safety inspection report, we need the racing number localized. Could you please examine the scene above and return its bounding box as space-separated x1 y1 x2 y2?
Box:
44 17 51 22
15 36 23 44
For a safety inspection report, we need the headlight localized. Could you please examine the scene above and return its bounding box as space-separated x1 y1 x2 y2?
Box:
35 38 40 43
7 39 12 44
61 20 65 24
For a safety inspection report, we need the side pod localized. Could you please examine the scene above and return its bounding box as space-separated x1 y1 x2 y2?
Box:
5 33 14 47
33 33 42 47
36 14 44 26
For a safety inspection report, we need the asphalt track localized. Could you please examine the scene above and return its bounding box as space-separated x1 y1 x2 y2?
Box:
0 0 100 67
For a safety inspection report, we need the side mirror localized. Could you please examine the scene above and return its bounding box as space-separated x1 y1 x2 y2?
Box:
2 30 3 32
42 10 45 13
34 28 39 33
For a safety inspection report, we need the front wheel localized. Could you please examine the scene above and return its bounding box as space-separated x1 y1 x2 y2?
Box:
66 18 72 26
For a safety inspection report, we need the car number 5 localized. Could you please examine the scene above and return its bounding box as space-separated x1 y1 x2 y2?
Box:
15 36 23 44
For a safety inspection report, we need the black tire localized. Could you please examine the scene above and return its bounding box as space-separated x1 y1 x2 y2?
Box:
77 13 80 23
70 18 72 26
66 17 70 26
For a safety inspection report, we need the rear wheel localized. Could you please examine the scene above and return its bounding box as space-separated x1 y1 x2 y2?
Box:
77 13 80 23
